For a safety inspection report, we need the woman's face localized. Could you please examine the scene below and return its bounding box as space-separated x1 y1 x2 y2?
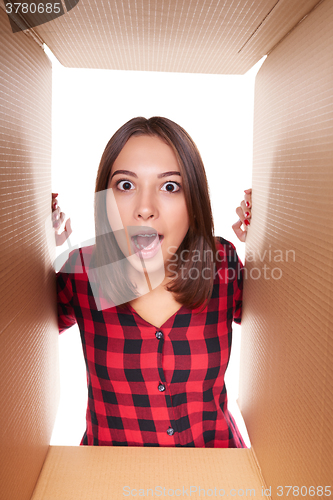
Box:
106 134 190 278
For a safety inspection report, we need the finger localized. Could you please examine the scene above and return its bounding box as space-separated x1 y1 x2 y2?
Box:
240 200 251 219
52 207 61 223
244 189 252 209
65 218 72 236
53 220 61 231
52 199 59 211
236 206 250 228
59 211 65 223
236 206 244 222
52 193 59 209
55 218 72 247
232 219 247 243
53 211 65 230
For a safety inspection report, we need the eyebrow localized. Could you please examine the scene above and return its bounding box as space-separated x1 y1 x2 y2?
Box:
110 169 181 180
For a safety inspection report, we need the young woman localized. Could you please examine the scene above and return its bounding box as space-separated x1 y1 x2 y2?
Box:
52 116 252 448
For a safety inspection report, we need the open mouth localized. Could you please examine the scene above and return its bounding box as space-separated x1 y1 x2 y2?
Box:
130 232 164 254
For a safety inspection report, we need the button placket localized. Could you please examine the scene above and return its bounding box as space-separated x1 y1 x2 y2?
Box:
155 328 178 441
156 329 167 397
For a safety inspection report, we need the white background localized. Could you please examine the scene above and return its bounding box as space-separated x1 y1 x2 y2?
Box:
45 44 265 447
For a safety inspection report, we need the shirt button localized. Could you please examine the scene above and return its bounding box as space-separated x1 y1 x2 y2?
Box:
158 383 166 392
167 427 174 436
155 331 163 339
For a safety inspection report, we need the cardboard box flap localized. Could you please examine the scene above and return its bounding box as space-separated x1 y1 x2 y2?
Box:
31 446 270 499
1 0 320 74
238 0 333 491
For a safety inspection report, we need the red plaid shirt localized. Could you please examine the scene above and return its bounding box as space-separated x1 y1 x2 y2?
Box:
57 236 246 448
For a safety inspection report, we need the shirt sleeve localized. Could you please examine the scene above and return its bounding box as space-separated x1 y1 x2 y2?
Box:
215 236 244 325
231 247 243 325
56 249 79 334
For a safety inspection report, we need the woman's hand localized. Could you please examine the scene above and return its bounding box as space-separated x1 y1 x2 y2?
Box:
232 189 252 242
52 193 72 246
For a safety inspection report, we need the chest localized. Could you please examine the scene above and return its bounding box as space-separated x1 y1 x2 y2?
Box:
128 292 184 329
77 292 232 389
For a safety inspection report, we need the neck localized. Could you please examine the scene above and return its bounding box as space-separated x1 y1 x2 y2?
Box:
126 260 174 297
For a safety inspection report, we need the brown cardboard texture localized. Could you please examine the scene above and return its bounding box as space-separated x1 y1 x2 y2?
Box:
0 0 332 499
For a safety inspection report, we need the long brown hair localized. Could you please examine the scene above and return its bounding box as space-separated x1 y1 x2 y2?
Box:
92 116 217 310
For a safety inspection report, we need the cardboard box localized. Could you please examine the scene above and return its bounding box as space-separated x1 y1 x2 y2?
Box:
0 0 332 498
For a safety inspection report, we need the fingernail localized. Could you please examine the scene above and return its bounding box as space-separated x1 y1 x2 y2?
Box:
245 212 250 217
244 219 250 226
245 201 250 208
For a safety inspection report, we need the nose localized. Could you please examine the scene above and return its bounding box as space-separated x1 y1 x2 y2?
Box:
134 188 158 221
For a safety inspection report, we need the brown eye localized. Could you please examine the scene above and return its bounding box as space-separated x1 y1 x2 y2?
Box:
117 180 134 191
162 181 180 192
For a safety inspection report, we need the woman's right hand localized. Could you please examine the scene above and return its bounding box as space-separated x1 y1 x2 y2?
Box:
232 188 252 242
52 193 72 246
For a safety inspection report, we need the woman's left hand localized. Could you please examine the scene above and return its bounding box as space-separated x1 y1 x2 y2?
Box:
52 193 72 247
232 189 252 242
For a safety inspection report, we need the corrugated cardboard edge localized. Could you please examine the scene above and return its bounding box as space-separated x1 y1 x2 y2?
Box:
248 446 272 499
266 0 326 56
30 0 320 74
